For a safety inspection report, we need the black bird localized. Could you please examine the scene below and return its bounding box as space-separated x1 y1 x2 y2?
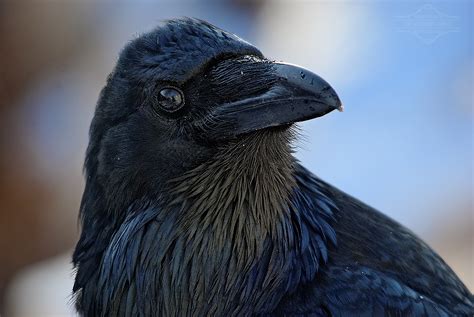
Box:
72 18 473 316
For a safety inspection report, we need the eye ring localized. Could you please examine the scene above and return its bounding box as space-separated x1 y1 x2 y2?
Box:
156 86 185 113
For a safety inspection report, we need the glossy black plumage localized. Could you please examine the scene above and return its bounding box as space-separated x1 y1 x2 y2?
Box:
277 166 473 316
72 18 473 316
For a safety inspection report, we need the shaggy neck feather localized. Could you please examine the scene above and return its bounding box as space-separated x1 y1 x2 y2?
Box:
162 129 297 315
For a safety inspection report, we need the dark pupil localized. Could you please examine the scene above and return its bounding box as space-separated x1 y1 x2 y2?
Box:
158 88 183 112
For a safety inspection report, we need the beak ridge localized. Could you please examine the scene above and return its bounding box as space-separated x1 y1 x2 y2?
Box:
273 62 342 114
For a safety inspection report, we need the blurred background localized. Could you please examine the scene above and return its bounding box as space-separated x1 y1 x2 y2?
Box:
0 0 472 316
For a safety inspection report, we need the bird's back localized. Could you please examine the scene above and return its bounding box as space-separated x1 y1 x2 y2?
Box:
276 164 474 316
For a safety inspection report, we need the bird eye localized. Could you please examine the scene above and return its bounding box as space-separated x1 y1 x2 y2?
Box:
157 87 185 113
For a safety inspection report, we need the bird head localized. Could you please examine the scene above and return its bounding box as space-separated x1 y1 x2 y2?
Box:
85 18 341 210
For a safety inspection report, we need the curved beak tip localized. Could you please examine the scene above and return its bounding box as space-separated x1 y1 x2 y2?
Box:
337 104 344 112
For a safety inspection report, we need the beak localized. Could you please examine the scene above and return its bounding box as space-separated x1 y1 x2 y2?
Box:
207 61 342 140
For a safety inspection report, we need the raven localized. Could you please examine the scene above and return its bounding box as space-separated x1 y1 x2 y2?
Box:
72 18 473 316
